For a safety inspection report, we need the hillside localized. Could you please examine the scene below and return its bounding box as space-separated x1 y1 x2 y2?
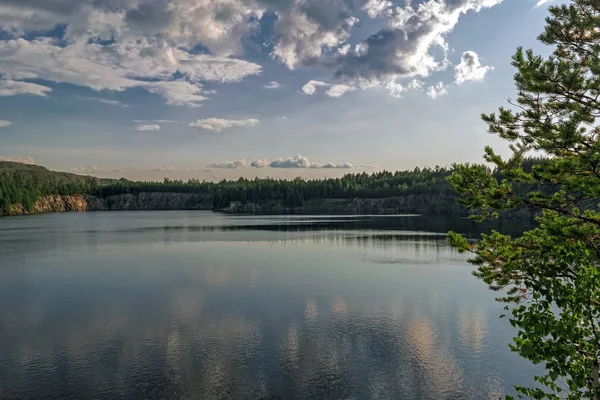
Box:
0 161 465 216
0 162 116 215
0 162 115 185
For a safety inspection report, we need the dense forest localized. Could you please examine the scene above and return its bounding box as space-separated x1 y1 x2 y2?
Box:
0 158 547 216
95 166 455 208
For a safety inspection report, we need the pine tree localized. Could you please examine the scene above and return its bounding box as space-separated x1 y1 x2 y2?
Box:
448 1 600 398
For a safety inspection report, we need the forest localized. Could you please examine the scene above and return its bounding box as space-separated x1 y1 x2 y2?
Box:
0 158 545 216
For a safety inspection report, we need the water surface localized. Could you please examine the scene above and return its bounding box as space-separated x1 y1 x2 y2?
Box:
0 212 539 399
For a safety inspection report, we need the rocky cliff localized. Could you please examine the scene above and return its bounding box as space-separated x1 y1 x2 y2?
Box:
3 192 542 218
5 193 212 216
102 192 212 211
8 195 100 216
219 194 465 215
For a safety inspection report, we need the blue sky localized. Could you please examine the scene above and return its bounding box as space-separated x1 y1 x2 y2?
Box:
0 0 558 181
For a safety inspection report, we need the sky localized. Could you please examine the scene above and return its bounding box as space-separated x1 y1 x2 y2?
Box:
0 0 559 181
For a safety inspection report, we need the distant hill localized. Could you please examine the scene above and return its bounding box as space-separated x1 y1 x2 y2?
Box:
0 162 116 185
0 162 119 215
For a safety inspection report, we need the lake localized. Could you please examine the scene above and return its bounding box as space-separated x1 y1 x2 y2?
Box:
0 212 539 399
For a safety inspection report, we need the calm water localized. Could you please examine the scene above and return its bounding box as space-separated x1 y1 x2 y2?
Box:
0 212 539 399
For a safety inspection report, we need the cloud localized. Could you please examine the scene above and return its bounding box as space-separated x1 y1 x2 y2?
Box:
133 120 177 123
205 155 374 169
70 165 125 174
327 0 501 94
206 160 250 169
188 118 260 132
301 80 355 98
535 0 553 7
270 3 361 70
0 120 11 128
301 80 328 95
263 81 281 89
145 80 208 107
269 155 355 169
0 79 52 97
426 82 448 99
385 78 424 98
363 0 393 18
0 36 261 107
135 124 161 132
0 0 501 101
454 51 493 84
315 162 354 169
356 163 379 168
250 159 269 168
152 166 176 173
0 155 35 164
82 97 128 107
325 84 356 98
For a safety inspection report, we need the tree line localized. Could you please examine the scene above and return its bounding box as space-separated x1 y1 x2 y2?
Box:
93 167 456 209
2 161 553 215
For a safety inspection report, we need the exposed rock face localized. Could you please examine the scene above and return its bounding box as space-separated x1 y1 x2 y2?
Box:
6 193 212 216
9 195 100 216
4 192 545 218
102 193 212 211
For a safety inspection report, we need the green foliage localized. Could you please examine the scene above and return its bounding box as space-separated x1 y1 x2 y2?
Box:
0 161 467 215
0 162 109 215
448 1 600 398
92 167 461 212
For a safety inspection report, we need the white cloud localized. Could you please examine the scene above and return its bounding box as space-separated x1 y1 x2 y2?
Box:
206 160 250 169
302 80 355 98
384 78 424 98
174 51 262 83
0 156 35 164
0 0 501 101
70 165 125 174
188 118 260 132
454 51 493 84
153 166 176 173
302 80 328 95
356 163 379 168
133 120 177 123
146 81 208 108
206 155 369 169
535 0 553 7
269 155 355 169
263 81 281 89
0 79 52 97
328 0 501 94
271 5 361 70
426 82 448 99
270 155 312 168
135 124 161 132
363 0 393 18
316 162 354 169
81 97 127 107
0 120 11 128
326 84 356 98
250 159 269 168
0 36 260 107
